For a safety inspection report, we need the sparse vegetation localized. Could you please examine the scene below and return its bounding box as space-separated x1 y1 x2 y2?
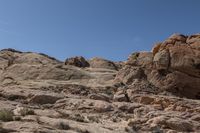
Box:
56 121 70 130
87 116 100 123
19 108 35 116
74 128 90 133
0 109 14 122
130 52 140 60
73 114 86 122
13 116 21 121
0 33 200 132
7 95 25 101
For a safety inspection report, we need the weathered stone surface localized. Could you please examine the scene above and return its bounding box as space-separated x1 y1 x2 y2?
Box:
115 66 145 85
89 57 118 70
126 52 153 67
89 93 110 102
153 49 170 70
0 33 200 133
113 93 128 102
29 93 64 104
119 34 200 99
65 56 90 68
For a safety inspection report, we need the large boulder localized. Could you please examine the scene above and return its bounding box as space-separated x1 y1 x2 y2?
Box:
187 33 200 44
148 70 200 99
126 52 153 67
152 36 200 78
89 57 118 70
153 49 170 70
65 56 90 68
150 34 200 99
118 33 200 99
169 46 200 77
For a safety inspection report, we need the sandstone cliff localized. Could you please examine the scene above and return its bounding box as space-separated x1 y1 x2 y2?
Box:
0 34 199 133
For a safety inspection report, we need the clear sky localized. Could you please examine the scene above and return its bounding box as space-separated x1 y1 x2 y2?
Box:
0 0 200 61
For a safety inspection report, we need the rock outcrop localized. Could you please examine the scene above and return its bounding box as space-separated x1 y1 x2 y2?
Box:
65 56 90 68
89 57 119 70
123 34 200 99
150 34 200 99
0 33 199 133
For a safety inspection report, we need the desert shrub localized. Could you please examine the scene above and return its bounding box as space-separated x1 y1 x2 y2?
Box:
19 108 35 116
0 109 13 122
87 116 99 123
73 114 85 122
13 116 21 121
130 52 140 60
56 121 70 130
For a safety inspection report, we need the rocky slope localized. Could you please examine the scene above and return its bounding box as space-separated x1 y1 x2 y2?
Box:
0 34 199 133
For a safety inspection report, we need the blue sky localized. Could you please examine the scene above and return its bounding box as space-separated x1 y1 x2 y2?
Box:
0 0 200 61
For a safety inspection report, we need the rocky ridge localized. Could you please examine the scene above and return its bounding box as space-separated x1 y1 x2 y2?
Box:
0 34 199 133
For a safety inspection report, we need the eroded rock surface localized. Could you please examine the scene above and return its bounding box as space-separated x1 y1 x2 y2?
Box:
0 34 200 133
65 56 90 68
